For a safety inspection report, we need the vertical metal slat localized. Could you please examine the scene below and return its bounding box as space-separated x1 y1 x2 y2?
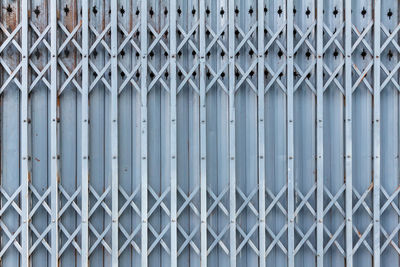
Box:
228 0 236 266
81 1 90 265
316 0 324 265
111 0 119 265
287 1 295 267
141 0 149 266
373 1 381 267
50 0 59 265
257 0 266 266
170 0 178 266
21 0 29 265
199 0 207 266
345 0 353 266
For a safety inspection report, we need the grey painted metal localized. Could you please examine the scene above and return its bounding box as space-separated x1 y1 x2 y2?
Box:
81 0 89 265
199 1 207 267
170 0 178 266
322 2 345 267
287 2 295 267
257 0 265 266
111 0 119 265
344 0 353 266
80 1 90 267
141 0 149 267
50 0 59 265
373 2 381 267
1 1 400 266
228 1 236 267
21 0 29 265
316 0 323 265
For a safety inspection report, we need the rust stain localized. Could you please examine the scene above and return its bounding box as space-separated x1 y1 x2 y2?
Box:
357 230 362 237
35 2 48 32
368 182 374 191
65 0 77 32
5 3 18 30
102 0 106 30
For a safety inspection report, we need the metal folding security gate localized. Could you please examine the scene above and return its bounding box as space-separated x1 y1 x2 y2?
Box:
0 0 400 266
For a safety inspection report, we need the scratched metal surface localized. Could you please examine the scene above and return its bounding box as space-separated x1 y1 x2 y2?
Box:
0 0 399 266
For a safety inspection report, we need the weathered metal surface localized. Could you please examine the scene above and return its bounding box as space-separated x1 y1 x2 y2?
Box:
0 1 400 266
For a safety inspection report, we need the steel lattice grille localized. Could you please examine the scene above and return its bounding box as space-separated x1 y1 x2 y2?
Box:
0 0 400 267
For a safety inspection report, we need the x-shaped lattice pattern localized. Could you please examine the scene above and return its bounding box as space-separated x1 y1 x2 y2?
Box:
147 186 171 255
235 187 259 256
58 185 82 257
147 22 170 93
27 15 53 257
234 21 258 94
205 21 228 95
2 2 400 266
378 19 400 255
380 186 400 253
118 21 141 94
207 186 229 255
177 186 200 256
323 22 345 94
264 24 287 94
0 21 23 93
379 23 400 92
89 22 112 93
118 186 141 255
323 185 346 256
88 185 112 256
0 186 23 258
176 15 200 95
29 185 52 255
351 22 373 93
351 184 373 255
57 21 83 95
292 11 317 256
293 20 316 94
264 185 288 256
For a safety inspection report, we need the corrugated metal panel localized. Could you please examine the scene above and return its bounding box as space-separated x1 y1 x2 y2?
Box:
0 0 399 266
